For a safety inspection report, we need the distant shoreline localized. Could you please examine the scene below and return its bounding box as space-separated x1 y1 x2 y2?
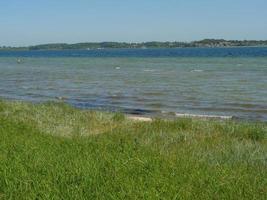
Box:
1 46 267 52
1 39 267 51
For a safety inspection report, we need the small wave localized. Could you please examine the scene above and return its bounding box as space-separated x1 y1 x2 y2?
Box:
106 94 123 100
142 91 165 96
190 69 204 72
144 69 155 72
115 67 121 70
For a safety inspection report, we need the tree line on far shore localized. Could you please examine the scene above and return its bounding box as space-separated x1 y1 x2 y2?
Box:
1 39 267 50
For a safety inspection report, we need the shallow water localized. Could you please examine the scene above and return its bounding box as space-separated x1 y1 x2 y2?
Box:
0 48 267 121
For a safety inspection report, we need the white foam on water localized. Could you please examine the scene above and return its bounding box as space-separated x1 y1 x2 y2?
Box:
144 69 155 72
22 86 30 89
175 113 233 120
190 69 204 72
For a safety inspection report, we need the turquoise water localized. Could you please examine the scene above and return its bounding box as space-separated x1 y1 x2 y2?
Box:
0 49 267 121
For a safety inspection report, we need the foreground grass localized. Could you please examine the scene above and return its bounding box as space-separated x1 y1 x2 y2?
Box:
0 100 266 199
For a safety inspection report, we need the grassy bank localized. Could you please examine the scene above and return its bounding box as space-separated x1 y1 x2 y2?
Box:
0 100 266 199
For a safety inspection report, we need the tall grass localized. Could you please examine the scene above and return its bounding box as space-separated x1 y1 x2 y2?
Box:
0 100 266 199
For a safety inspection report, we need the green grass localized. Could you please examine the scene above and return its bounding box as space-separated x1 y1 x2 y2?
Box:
0 100 266 199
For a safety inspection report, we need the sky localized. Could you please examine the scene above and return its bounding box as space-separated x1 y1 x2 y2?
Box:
0 0 266 46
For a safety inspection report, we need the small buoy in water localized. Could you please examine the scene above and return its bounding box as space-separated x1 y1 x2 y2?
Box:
17 59 22 64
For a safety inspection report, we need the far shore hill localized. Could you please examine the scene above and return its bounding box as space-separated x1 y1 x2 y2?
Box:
1 39 267 50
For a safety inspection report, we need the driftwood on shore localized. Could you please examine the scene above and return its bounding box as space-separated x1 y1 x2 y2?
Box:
127 116 153 122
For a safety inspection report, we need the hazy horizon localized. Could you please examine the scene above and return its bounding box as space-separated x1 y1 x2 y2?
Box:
1 0 267 47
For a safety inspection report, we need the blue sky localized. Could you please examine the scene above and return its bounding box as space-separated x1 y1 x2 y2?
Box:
0 0 266 46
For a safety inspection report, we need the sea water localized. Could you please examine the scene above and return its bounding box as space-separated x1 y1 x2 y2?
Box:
0 47 267 121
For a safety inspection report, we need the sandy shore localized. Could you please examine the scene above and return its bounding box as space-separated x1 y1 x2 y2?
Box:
127 113 233 122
